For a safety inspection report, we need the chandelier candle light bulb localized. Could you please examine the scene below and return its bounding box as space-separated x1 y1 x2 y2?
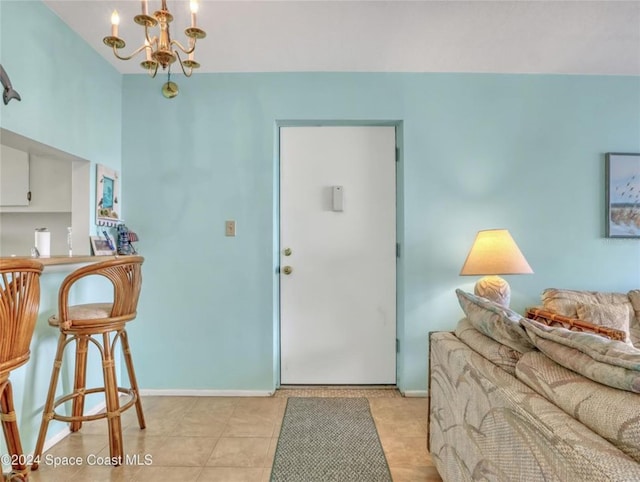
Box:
190 0 198 27
145 39 152 61
141 0 148 16
111 10 119 37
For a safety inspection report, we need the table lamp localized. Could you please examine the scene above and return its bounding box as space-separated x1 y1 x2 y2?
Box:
459 229 533 307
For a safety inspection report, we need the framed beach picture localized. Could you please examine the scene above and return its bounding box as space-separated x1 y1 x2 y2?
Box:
96 164 121 227
90 235 116 256
606 153 640 238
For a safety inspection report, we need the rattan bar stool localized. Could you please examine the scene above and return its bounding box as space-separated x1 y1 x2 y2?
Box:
32 256 145 470
0 259 43 482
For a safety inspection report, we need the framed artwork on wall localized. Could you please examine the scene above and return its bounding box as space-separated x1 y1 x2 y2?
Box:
606 153 640 238
96 164 121 227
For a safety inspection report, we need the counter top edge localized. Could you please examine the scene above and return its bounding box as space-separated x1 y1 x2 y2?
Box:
0 255 121 267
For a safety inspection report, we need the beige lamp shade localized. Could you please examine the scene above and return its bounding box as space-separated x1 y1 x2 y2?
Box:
460 229 533 276
460 229 533 306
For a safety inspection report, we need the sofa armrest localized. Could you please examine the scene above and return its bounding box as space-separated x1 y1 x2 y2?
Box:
427 330 454 452
429 331 640 481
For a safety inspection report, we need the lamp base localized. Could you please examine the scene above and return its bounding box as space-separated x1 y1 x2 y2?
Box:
474 275 511 307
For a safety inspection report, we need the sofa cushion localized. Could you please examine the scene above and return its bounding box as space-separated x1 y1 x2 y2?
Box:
576 303 631 343
628 290 640 346
455 289 535 353
521 317 640 393
542 288 635 345
542 288 634 318
516 351 640 463
455 318 522 375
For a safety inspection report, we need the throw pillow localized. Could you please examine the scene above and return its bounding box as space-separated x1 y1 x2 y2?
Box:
542 288 597 317
542 288 634 319
576 303 631 344
521 317 640 393
455 289 535 353
628 290 640 346
628 290 640 320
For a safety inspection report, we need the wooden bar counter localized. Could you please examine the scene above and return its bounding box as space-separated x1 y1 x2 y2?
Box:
0 255 121 267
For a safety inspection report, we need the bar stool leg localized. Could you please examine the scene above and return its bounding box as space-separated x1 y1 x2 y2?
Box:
32 332 68 471
1 380 28 479
70 336 89 432
102 332 123 465
120 330 145 429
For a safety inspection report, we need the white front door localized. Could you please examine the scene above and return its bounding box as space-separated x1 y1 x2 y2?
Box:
279 125 396 384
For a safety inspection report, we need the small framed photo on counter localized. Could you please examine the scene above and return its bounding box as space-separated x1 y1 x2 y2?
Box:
90 235 115 256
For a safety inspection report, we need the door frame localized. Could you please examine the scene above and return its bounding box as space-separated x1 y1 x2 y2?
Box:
273 120 405 389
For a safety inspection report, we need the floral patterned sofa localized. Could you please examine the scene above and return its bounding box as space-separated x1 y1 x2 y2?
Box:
428 288 640 481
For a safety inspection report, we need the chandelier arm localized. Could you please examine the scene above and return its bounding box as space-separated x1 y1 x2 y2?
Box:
112 44 149 61
144 26 151 45
148 62 159 79
170 39 196 55
174 51 194 78
144 29 159 50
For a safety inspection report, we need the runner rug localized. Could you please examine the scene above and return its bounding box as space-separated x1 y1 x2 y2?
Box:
270 397 392 482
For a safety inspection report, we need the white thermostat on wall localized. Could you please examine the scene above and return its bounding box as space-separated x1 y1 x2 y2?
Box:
332 185 344 212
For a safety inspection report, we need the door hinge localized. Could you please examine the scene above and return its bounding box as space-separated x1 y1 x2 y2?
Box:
395 147 399 162
396 243 400 258
27 191 31 202
396 338 400 353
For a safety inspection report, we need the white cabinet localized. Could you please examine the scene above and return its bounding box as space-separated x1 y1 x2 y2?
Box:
0 144 30 206
27 155 72 212
0 150 71 212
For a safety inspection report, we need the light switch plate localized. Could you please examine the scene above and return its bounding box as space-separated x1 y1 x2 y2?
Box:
225 220 236 236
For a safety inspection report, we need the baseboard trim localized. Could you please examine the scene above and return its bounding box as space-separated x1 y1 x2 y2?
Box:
40 427 71 454
139 389 275 397
37 401 107 454
401 390 428 398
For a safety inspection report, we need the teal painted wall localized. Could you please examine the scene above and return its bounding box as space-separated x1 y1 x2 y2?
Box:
0 1 123 453
122 72 640 393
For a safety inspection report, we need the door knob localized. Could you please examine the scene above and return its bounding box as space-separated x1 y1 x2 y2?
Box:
283 266 293 275
283 248 292 256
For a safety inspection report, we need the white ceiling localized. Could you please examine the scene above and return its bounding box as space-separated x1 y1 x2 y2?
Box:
43 0 640 76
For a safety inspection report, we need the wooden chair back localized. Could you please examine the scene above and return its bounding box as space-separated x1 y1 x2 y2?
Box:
0 259 44 376
57 256 144 326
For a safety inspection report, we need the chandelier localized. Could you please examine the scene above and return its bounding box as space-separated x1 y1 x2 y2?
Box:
103 0 206 97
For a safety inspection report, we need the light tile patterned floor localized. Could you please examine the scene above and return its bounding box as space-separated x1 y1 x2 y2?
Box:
27 390 442 481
